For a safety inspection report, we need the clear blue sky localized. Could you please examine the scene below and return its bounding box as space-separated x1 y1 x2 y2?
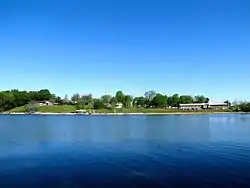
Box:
1 0 249 101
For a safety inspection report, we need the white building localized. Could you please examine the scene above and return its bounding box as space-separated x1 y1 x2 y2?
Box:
179 103 207 110
115 102 123 109
209 102 229 109
38 101 54 106
179 102 229 110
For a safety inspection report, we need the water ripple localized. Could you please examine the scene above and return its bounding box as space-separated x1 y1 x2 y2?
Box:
1 115 250 187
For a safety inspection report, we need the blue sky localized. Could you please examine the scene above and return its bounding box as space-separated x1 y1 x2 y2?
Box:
1 0 249 101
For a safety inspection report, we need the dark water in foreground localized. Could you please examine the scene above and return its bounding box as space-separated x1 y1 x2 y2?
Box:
0 114 250 187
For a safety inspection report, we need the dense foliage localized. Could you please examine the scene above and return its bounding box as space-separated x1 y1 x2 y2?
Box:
132 92 209 108
0 89 54 112
239 102 250 112
0 89 216 112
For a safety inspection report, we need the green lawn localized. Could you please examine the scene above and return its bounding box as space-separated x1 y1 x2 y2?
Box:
7 105 233 114
39 105 76 113
94 108 232 114
7 105 76 113
8 106 27 112
94 108 138 113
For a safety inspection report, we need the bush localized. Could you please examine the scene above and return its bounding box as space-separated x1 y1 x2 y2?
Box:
93 100 105 109
239 102 250 112
26 101 39 113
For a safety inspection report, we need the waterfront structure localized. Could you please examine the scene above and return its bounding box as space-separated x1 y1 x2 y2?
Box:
179 102 229 110
115 102 123 109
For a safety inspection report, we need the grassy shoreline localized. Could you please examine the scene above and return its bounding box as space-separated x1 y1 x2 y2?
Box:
0 112 245 117
3 111 243 116
3 105 243 115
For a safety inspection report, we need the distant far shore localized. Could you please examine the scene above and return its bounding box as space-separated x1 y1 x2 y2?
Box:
0 112 245 116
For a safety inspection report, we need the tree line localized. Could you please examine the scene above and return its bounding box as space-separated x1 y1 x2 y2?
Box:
0 89 53 112
70 90 211 110
0 89 249 112
238 102 250 112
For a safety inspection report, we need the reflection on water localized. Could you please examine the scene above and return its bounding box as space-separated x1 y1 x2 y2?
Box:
0 114 250 187
1 114 250 145
0 115 211 144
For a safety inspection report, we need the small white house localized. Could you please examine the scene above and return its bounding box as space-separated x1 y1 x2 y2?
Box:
38 101 54 106
115 102 123 109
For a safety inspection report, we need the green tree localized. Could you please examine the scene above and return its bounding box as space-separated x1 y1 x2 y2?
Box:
29 91 38 101
81 94 93 106
26 101 39 113
12 90 29 107
0 92 9 111
71 93 81 102
168 94 179 107
239 102 250 112
194 95 206 103
55 96 62 103
50 94 56 101
179 95 194 104
205 98 210 103
0 91 15 111
133 97 146 107
93 99 105 109
110 97 118 107
123 95 133 108
144 90 156 101
152 94 168 108
144 90 156 107
38 89 52 101
76 101 84 110
0 89 56 111
101 95 112 104
115 91 124 103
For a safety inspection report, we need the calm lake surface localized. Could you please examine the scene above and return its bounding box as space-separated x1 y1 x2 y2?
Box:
0 114 250 187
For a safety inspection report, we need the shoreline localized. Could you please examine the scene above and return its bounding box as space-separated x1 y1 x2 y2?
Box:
0 112 245 116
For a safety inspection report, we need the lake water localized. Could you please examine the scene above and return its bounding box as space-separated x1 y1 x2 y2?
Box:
0 114 250 187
